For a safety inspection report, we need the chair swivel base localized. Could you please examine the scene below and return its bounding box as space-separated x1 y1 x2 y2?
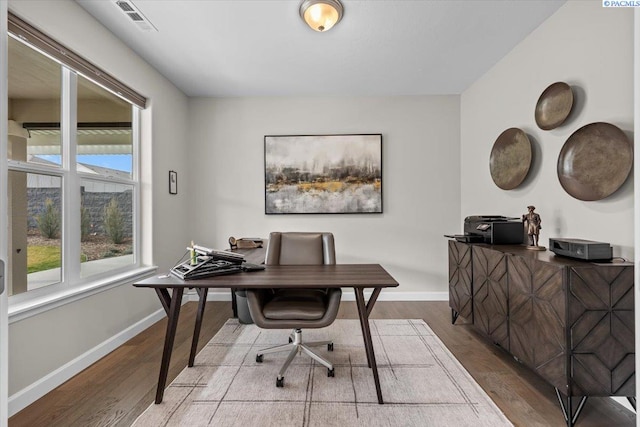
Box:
256 328 335 387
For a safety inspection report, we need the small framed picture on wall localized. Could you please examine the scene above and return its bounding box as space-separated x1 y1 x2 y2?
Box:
169 170 178 194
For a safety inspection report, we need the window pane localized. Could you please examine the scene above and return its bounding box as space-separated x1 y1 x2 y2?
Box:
8 171 62 296
80 180 134 278
8 36 62 164
77 76 132 178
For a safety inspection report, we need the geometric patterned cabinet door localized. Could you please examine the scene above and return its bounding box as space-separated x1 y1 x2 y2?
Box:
508 253 567 391
472 245 509 350
569 266 635 397
448 240 472 323
447 243 635 426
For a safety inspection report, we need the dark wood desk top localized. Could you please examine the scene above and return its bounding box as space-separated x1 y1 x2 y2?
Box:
232 245 266 264
134 264 399 289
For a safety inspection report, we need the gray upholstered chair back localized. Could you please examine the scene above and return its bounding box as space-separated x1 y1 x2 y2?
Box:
265 232 336 266
249 232 341 385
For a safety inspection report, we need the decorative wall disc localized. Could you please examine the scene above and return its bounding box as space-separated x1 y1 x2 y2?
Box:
557 122 632 201
489 128 532 190
535 82 573 130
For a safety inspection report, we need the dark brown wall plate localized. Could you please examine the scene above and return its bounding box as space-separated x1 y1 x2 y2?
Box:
489 128 532 190
535 82 573 130
557 122 632 201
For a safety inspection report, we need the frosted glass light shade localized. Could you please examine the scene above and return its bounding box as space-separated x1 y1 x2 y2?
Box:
300 0 343 32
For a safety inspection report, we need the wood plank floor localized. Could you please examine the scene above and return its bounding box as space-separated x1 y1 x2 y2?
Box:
9 301 636 427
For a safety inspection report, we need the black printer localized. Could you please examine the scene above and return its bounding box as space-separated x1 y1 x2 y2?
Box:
463 215 524 245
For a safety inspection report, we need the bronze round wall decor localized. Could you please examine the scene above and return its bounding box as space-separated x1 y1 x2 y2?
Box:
535 82 573 130
557 122 632 201
489 128 532 190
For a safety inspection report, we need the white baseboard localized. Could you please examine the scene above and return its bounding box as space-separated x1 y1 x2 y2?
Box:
8 307 166 417
191 290 448 302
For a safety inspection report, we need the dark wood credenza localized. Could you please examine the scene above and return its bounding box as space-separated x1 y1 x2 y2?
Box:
448 240 635 426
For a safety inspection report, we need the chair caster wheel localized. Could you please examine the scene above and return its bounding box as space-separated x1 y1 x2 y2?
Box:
328 368 335 377
256 354 263 363
328 343 334 351
276 377 284 387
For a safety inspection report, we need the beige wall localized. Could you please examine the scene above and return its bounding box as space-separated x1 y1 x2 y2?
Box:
461 1 634 258
7 0 190 397
8 284 156 393
187 96 461 294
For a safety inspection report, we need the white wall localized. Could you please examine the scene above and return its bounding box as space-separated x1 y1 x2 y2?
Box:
187 96 460 295
7 0 190 403
461 0 634 259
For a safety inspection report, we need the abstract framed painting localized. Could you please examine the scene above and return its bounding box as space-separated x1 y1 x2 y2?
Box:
264 134 383 214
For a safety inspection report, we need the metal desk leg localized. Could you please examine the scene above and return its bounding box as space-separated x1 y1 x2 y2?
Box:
355 287 382 369
154 287 184 404
354 287 384 404
231 288 238 318
189 288 209 367
356 298 373 368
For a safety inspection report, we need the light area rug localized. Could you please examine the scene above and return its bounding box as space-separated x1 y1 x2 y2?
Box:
133 319 512 427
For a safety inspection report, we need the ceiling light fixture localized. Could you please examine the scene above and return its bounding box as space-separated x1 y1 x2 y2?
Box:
299 0 343 32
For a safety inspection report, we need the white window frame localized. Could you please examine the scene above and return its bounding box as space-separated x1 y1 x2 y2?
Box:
7 36 152 323
1 1 9 424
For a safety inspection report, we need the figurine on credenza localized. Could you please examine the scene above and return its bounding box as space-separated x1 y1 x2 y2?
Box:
522 205 546 251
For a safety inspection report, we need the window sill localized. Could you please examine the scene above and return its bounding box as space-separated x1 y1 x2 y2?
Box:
8 266 158 324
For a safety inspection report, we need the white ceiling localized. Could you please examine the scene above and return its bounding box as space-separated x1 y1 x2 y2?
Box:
75 0 566 97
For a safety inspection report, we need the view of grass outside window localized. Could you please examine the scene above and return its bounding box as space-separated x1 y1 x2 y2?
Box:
11 172 63 294
7 35 63 296
7 33 139 297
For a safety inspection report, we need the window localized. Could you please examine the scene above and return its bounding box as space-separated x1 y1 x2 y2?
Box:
9 171 62 293
80 179 134 278
7 18 144 300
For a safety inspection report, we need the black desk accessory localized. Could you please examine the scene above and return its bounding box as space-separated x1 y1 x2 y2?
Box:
549 238 613 261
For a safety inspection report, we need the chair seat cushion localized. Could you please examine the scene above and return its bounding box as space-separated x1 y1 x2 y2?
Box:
263 289 327 320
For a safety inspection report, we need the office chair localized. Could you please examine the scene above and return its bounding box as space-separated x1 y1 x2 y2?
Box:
246 232 342 387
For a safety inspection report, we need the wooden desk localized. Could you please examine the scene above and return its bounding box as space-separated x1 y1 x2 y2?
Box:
134 264 399 404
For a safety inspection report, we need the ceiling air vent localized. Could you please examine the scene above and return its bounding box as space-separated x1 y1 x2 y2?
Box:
116 1 135 12
113 0 158 32
128 13 144 22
